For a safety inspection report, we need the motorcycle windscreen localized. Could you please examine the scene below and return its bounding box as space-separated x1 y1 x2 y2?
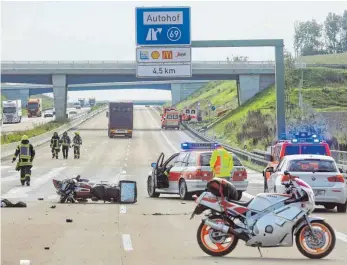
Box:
119 180 137 204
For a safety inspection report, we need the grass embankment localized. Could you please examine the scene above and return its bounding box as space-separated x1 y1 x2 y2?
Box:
176 81 239 127
299 52 347 64
89 103 106 112
1 121 66 145
178 67 347 151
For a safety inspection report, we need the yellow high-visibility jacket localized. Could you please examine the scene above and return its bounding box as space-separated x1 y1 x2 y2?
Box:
210 148 233 178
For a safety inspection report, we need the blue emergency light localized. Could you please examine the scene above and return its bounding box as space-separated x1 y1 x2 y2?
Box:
289 131 322 144
181 142 220 150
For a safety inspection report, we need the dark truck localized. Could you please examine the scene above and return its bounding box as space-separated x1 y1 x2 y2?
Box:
106 102 134 138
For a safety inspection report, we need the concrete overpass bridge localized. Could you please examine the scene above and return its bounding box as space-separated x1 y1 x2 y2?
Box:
1 60 277 120
1 80 209 107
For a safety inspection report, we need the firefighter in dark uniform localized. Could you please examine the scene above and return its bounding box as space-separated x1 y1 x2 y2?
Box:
12 135 35 186
50 132 61 159
72 132 82 159
60 131 71 159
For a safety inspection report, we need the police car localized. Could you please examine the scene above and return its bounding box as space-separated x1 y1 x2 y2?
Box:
147 142 249 200
265 154 347 213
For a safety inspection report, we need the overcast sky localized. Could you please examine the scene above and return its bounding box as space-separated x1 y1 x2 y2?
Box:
1 1 346 101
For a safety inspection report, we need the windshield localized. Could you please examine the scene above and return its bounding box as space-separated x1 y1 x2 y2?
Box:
3 107 17 113
166 114 178 119
301 145 327 155
284 145 300 155
28 103 38 109
200 153 243 166
288 159 337 172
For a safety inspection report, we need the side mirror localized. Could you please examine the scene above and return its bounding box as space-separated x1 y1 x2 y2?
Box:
151 162 157 168
265 167 274 173
338 168 345 174
284 170 290 176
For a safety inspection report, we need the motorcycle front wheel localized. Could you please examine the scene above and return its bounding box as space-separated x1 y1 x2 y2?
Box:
59 194 68 203
296 220 336 259
196 216 238 257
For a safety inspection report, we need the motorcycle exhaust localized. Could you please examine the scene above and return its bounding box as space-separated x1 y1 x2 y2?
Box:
204 219 230 234
204 219 250 242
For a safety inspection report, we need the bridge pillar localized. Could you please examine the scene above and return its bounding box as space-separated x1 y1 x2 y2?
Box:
238 74 275 105
52 74 68 121
171 84 181 105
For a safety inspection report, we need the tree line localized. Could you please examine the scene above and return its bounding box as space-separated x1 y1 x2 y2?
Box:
294 10 347 57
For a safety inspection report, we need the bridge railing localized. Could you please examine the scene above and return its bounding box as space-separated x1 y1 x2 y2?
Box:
1 61 277 70
1 60 275 64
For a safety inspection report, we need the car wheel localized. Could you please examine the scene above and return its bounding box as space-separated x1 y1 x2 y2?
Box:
147 176 160 198
179 179 191 200
337 201 347 213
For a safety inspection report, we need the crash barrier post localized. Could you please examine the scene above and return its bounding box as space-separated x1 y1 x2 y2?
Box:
1 106 107 160
181 122 347 170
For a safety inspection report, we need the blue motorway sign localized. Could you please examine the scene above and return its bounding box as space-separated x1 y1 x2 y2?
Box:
136 6 191 46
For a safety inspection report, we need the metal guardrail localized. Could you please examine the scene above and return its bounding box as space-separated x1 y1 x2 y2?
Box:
182 122 269 168
182 122 347 170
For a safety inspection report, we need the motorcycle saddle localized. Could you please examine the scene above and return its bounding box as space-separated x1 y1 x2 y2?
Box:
228 198 253 207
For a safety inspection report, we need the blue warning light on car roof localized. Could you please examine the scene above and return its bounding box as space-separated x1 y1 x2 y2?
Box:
181 142 220 150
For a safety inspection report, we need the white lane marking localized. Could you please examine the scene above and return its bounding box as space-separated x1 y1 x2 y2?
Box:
20 260 31 265
2 167 66 199
125 157 128 161
124 163 127 167
1 166 12 169
122 234 133 251
120 205 127 214
62 163 67 166
146 109 179 152
336 231 347 243
121 170 126 174
6 170 17 173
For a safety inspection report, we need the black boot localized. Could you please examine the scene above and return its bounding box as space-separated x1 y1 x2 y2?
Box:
26 177 30 186
21 179 25 186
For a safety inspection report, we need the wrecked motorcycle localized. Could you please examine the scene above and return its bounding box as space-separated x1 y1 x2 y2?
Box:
52 176 120 203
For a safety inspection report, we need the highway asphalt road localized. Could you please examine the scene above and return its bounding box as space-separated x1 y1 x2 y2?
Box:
1 106 347 265
1 107 90 134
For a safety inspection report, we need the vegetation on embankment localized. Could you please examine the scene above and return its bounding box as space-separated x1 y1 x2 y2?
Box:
178 66 347 151
1 120 66 145
89 103 106 112
300 52 347 65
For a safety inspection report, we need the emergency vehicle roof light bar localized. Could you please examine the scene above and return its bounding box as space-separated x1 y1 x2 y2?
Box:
181 142 220 150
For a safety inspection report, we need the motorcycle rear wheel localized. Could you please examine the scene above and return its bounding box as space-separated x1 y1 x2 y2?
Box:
296 220 336 259
197 216 238 257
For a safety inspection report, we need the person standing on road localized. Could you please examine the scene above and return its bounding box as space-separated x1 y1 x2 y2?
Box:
12 135 35 186
72 132 82 159
50 132 61 159
60 131 71 159
210 144 234 180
